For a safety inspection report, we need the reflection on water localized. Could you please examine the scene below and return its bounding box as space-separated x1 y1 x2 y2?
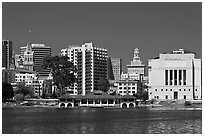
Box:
2 108 202 134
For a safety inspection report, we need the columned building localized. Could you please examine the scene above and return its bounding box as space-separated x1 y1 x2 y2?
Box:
2 40 13 69
77 42 108 95
148 49 202 100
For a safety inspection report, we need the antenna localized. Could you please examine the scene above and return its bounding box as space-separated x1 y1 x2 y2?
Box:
28 29 31 44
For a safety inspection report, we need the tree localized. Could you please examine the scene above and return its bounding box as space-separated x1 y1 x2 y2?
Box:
15 82 35 99
42 55 77 96
135 81 148 101
2 82 14 102
98 77 110 92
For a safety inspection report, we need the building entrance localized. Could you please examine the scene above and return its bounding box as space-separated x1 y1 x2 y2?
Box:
174 92 178 99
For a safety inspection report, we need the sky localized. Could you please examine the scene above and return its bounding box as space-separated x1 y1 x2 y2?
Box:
2 2 202 73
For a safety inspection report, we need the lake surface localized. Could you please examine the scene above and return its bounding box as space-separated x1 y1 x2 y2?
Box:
2 108 202 134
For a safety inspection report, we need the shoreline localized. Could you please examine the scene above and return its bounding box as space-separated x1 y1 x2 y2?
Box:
2 104 202 111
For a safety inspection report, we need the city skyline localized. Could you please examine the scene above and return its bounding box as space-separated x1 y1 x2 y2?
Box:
2 2 202 72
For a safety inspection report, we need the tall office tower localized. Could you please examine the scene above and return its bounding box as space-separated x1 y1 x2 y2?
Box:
2 40 13 69
127 48 145 79
148 49 202 100
111 58 122 81
20 44 51 77
77 42 108 95
107 57 115 80
61 45 81 95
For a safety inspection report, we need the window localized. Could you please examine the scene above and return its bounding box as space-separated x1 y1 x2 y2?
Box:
165 95 168 99
119 91 122 93
189 89 190 91
174 70 177 85
179 89 181 91
82 99 87 104
166 89 168 91
124 87 127 89
170 89 172 91
102 99 107 104
161 89 163 91
195 89 197 91
170 70 173 85
184 95 186 100
119 87 122 90
132 91 135 94
132 87 135 89
124 91 127 93
128 91 131 93
165 70 168 85
108 99 113 104
95 99 100 104
155 89 157 91
183 70 186 85
88 99 94 104
184 89 186 91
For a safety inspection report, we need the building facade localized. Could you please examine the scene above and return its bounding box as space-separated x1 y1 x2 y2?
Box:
117 80 138 96
111 58 122 81
2 40 13 69
20 44 51 77
77 42 108 95
148 49 202 100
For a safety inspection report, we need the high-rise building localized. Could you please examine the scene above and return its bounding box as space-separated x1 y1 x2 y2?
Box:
77 42 108 95
148 49 202 100
20 44 51 77
111 58 122 81
61 45 81 95
127 48 145 77
2 40 13 69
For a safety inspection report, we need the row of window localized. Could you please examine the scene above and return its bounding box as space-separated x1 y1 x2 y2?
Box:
154 89 198 92
154 95 199 100
119 87 136 90
119 91 136 94
118 83 136 86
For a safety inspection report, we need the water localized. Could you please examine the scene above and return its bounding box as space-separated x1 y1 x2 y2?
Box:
2 108 202 134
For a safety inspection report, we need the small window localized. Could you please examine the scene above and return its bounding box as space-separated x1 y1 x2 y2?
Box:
119 91 122 93
166 89 168 91
170 89 172 91
195 89 197 91
165 95 168 99
155 89 157 91
132 87 135 89
161 89 163 91
119 87 122 90
132 91 135 94
189 89 190 91
179 89 181 91
184 89 186 91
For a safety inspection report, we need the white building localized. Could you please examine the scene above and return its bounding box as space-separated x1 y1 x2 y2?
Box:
15 73 43 96
77 42 108 95
148 49 202 100
117 80 138 96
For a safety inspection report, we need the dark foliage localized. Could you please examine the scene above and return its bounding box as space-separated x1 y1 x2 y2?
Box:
98 77 110 92
42 55 77 95
2 82 14 102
